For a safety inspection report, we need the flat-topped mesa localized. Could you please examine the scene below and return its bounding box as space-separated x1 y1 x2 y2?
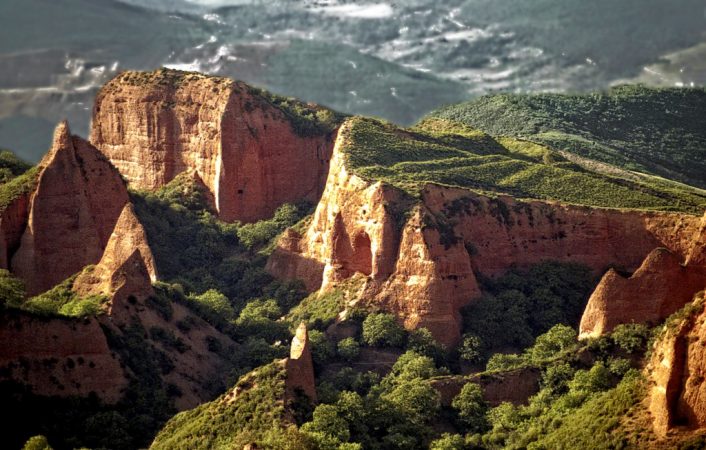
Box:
579 248 706 339
285 322 317 403
649 294 706 437
10 121 130 295
90 69 340 223
268 120 706 347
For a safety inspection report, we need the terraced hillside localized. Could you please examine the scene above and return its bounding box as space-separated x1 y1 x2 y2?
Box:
340 115 706 214
430 85 706 190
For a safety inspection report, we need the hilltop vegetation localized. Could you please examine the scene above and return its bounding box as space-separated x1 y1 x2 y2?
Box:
431 85 706 189
341 114 706 213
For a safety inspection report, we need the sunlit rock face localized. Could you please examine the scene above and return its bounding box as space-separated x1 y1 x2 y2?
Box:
269 121 705 347
90 69 337 223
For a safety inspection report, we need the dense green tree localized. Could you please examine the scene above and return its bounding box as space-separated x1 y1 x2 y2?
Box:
458 333 482 364
337 337 361 362
452 382 488 433
189 289 235 321
235 299 288 342
309 329 336 367
430 433 467 450
21 436 52 450
362 313 407 348
528 324 577 361
407 328 445 362
611 323 650 353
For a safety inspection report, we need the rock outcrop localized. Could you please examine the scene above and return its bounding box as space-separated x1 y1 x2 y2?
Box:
0 310 128 403
649 294 706 436
73 203 157 307
90 69 337 223
579 248 706 338
268 120 706 346
430 367 541 407
285 322 317 403
10 121 129 294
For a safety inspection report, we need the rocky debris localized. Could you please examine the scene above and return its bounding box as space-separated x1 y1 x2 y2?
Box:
285 322 317 403
268 119 705 346
649 294 706 436
91 69 337 223
0 310 128 403
579 248 706 338
10 121 129 294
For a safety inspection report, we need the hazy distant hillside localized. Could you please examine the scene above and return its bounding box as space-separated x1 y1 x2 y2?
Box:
2 0 706 161
432 86 706 190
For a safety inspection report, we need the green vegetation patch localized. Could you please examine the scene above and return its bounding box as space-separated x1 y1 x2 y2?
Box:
151 361 306 450
0 165 39 211
247 85 347 138
0 269 108 318
0 149 32 183
340 116 706 213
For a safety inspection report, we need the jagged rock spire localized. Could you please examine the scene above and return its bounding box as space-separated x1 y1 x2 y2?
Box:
285 322 317 402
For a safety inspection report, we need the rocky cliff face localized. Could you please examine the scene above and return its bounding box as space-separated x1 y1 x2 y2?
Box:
269 120 705 346
0 310 128 403
580 248 706 338
90 69 337 223
10 121 129 294
649 295 706 436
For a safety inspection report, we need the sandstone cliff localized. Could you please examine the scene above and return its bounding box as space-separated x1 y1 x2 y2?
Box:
648 294 706 436
285 322 317 403
579 248 706 338
90 69 337 222
268 120 705 346
10 121 129 295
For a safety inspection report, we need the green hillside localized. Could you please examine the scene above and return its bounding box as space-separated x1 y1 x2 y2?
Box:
430 85 706 189
340 114 706 214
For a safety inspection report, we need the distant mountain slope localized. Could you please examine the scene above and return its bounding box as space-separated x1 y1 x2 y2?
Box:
340 115 706 214
430 86 706 190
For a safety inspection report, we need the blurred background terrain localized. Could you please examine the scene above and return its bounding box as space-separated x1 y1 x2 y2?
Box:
1 0 705 161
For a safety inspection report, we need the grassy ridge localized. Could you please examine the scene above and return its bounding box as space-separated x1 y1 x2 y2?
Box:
430 85 706 189
340 115 706 214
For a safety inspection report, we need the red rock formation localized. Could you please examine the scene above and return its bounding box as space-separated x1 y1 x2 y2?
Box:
73 203 157 302
285 322 317 403
90 69 336 223
10 121 129 294
649 294 706 436
579 248 706 338
268 120 705 346
0 310 128 403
